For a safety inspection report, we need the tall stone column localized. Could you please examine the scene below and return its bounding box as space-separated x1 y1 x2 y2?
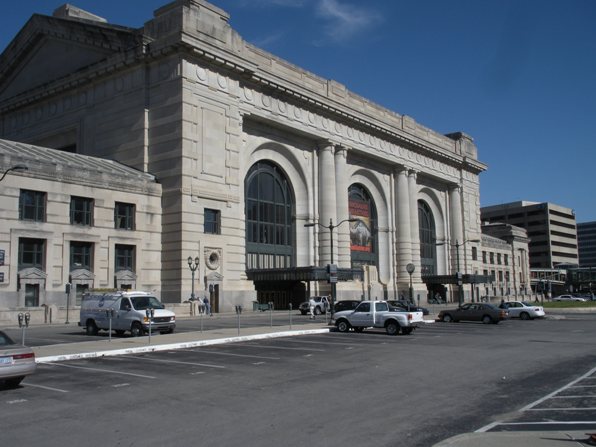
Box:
395 167 411 288
318 142 337 266
449 184 464 297
335 146 350 268
408 170 421 284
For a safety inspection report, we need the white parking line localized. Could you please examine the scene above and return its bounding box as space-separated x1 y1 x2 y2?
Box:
244 343 325 352
188 349 280 360
127 355 226 369
47 362 156 379
521 365 596 411
24 383 69 393
476 365 596 433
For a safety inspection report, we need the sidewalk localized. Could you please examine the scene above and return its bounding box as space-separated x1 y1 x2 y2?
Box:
32 321 331 363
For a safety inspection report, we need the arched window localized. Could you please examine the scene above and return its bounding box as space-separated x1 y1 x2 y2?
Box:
245 161 294 269
418 200 437 276
349 184 378 268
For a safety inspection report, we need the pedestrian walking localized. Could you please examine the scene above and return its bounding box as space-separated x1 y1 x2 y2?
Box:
309 297 316 319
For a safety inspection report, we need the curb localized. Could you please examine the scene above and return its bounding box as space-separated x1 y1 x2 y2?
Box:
35 328 331 363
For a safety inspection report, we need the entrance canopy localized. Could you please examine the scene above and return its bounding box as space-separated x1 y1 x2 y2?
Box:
247 266 364 282
423 274 493 285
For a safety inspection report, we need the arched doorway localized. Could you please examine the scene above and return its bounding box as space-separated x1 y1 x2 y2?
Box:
419 200 444 301
245 161 298 308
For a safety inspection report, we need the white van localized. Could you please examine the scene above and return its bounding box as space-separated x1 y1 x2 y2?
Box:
79 291 176 337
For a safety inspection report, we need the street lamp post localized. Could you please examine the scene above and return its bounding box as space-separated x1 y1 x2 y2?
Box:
436 239 480 307
406 263 415 303
187 256 200 301
304 218 358 316
0 164 28 182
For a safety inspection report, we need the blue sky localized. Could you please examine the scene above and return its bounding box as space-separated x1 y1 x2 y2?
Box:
2 0 595 222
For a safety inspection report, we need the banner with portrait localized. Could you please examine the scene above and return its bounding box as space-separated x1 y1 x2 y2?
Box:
349 199 372 252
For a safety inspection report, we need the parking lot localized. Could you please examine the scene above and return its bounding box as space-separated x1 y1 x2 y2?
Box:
2 312 596 447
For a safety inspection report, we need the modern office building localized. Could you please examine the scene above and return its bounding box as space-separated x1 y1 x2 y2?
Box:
1 0 499 311
480 201 578 269
578 221 596 268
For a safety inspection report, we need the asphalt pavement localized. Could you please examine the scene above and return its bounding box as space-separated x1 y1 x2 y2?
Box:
22 310 596 447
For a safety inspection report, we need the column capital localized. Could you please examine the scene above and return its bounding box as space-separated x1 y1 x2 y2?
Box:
408 169 418 180
394 165 409 175
317 140 335 154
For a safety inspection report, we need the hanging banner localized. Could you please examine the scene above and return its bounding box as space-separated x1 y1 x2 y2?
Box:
349 199 372 252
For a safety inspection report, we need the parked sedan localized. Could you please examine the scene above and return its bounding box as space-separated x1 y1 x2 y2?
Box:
388 300 430 316
437 303 507 324
553 295 587 302
0 330 36 388
500 301 545 320
333 300 361 313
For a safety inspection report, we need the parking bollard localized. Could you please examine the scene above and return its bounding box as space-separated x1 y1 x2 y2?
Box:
289 303 293 330
106 308 114 342
145 308 154 344
235 305 243 335
269 302 274 327
18 313 31 345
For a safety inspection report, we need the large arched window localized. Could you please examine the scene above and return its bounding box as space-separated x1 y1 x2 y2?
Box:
349 184 378 268
245 161 294 269
418 200 437 276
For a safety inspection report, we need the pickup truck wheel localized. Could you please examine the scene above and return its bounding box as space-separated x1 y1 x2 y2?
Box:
482 315 492 324
131 322 144 337
85 320 99 336
442 314 453 323
336 320 350 333
386 321 400 336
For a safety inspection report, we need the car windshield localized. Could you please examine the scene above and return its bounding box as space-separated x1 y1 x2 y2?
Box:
0 331 16 346
130 296 165 310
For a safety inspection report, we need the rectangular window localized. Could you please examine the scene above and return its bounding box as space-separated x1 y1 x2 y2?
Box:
70 196 94 226
115 244 135 272
204 208 221 234
70 242 93 270
497 253 502 265
18 238 45 270
19 190 46 222
489 252 494 264
504 254 509 266
472 247 477 261
114 202 135 230
482 251 487 263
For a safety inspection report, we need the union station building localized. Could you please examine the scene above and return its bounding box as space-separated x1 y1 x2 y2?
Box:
0 1 530 312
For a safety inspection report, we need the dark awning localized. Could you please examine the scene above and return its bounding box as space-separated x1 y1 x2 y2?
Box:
422 274 494 285
247 266 363 282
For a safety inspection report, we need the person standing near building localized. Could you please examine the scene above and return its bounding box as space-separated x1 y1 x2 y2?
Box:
203 296 212 316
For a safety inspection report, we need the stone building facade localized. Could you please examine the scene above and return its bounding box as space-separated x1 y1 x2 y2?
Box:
480 223 531 299
0 1 490 310
0 140 162 308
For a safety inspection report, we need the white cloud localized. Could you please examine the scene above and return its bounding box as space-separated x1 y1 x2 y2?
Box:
315 0 382 42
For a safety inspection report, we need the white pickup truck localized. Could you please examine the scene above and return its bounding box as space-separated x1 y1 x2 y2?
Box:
332 300 424 335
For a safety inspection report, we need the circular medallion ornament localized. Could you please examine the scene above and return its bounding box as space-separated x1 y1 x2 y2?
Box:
205 250 220 270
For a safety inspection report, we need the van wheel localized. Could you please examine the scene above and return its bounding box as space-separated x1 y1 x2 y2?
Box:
85 320 98 336
130 322 144 337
